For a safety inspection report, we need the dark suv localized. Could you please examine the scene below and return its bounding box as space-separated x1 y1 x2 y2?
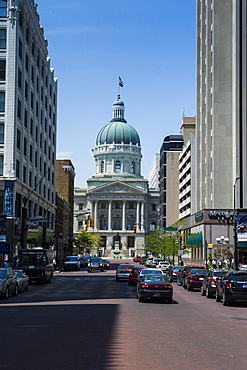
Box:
0 267 18 299
216 270 247 306
87 258 104 272
201 270 227 298
177 265 205 288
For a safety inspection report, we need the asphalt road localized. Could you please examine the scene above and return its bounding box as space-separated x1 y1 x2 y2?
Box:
1 262 247 370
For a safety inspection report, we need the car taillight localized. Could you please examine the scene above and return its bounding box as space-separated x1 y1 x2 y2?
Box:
166 285 172 289
209 278 215 282
226 282 232 289
141 284 146 288
117 270 121 273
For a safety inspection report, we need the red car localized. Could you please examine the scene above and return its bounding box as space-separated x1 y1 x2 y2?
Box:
133 256 142 263
128 267 146 286
186 269 208 291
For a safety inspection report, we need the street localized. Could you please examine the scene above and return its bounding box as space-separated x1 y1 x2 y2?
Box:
0 262 247 370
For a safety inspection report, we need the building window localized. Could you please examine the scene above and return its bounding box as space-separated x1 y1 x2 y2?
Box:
29 144 33 162
17 99 21 119
127 236 135 248
112 213 122 230
0 29 6 49
128 202 134 209
100 160 104 173
131 161 135 174
0 1 7 18
18 39 22 59
16 159 20 178
0 122 4 143
25 53 29 72
127 214 135 230
23 137 27 156
0 60 6 80
29 171 32 188
23 165 26 183
79 204 84 210
0 154 3 175
0 91 5 111
114 202 120 209
78 221 83 230
99 214 108 230
17 129 21 149
115 160 121 173
100 202 106 209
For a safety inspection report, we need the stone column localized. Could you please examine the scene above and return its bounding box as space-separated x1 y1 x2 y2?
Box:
122 201 126 231
94 200 98 231
136 201 140 230
108 200 112 231
140 201 144 231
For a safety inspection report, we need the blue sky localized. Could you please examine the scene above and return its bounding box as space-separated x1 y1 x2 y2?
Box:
37 0 196 187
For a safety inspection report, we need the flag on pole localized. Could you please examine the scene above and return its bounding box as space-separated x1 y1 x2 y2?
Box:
119 77 124 87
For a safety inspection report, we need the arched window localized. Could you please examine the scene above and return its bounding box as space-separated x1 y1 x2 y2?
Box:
112 213 122 230
99 214 108 230
131 161 135 174
127 214 135 230
78 221 83 230
115 160 121 173
100 160 104 173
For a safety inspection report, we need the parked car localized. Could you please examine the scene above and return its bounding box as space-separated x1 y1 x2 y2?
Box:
239 265 247 270
177 265 206 288
201 269 227 298
136 274 173 303
116 264 135 281
63 256 80 271
186 269 208 291
87 258 104 272
14 269 29 293
136 268 163 284
79 256 88 268
0 267 18 299
215 270 247 306
166 265 183 282
145 257 156 267
128 267 145 286
102 259 110 270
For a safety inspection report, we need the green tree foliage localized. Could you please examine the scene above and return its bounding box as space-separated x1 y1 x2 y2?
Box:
76 230 103 253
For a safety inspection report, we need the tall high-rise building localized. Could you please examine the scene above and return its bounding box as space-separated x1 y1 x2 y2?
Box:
188 1 247 264
0 1 57 256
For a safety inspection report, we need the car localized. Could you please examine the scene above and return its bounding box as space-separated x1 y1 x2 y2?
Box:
239 265 247 270
63 256 80 271
128 267 146 286
0 267 18 299
177 265 206 288
157 261 171 271
116 264 135 281
136 268 163 284
133 256 142 263
87 258 104 272
145 257 156 267
102 259 110 270
79 256 88 268
140 256 148 265
166 265 183 282
136 274 173 303
215 270 247 306
186 269 208 291
14 269 29 293
201 270 227 298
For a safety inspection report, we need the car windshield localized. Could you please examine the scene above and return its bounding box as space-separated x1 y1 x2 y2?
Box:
172 266 181 271
65 257 78 262
144 275 166 282
231 273 247 281
213 271 226 276
90 258 101 262
119 265 132 269
0 270 7 279
132 268 142 273
15 271 22 277
142 270 161 275
190 270 207 275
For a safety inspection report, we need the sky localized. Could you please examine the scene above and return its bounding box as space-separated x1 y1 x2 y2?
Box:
37 0 196 188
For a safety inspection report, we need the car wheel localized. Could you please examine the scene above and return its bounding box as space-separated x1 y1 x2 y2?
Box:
101 268 104 272
19 284 23 293
88 269 91 273
222 291 230 306
4 286 9 299
201 285 206 296
25 284 29 291
13 285 18 296
138 294 144 302
215 289 221 302
116 277 119 281
177 280 181 286
206 287 212 298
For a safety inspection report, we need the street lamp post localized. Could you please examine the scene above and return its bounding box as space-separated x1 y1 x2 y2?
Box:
233 176 240 270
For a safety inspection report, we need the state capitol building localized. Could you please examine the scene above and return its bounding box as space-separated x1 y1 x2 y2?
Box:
73 95 159 258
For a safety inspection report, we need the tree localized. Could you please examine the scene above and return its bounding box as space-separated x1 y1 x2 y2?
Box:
76 230 103 254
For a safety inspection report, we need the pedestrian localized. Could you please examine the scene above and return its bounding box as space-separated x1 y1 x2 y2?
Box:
212 259 217 269
218 259 223 269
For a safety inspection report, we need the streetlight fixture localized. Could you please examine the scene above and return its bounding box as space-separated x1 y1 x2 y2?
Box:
233 176 240 270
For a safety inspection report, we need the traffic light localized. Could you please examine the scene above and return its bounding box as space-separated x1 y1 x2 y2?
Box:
133 225 137 233
181 245 186 250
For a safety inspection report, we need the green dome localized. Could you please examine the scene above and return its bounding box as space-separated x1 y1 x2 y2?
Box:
113 99 124 106
96 121 140 146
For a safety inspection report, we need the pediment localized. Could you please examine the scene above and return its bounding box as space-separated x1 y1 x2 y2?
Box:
88 181 146 195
